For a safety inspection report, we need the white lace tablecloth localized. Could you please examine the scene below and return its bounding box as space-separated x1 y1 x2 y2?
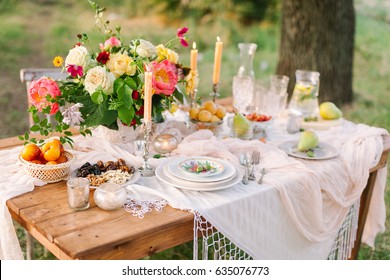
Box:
0 115 388 259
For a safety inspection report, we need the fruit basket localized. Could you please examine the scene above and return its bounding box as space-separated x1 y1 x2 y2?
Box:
18 151 75 183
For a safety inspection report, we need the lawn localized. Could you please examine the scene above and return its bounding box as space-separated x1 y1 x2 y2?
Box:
1 0 389 260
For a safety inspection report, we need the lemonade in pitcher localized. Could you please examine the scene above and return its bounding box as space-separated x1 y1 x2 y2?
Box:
288 70 320 119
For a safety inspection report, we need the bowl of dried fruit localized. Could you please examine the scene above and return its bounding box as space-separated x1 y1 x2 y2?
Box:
72 158 140 188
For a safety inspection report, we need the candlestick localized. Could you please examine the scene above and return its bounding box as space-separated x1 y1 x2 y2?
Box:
212 37 223 85
139 120 155 177
190 42 198 71
144 71 153 123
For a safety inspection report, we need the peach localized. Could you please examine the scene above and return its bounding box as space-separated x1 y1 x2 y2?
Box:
51 139 65 154
46 161 58 165
41 141 61 161
56 154 68 164
30 159 43 164
21 143 41 161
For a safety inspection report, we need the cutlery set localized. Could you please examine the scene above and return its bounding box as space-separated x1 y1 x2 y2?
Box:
240 151 266 185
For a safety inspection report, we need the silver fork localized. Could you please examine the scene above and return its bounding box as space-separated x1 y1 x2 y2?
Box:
258 168 267 184
248 151 260 180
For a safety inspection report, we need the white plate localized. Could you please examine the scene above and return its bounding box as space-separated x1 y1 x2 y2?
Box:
71 169 140 189
279 141 339 160
178 157 224 177
156 164 242 192
168 157 236 183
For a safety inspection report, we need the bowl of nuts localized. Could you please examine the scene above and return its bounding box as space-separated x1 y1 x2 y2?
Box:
72 158 140 188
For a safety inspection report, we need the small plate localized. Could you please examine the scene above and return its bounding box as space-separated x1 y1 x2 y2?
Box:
168 157 236 183
178 157 224 177
279 141 339 160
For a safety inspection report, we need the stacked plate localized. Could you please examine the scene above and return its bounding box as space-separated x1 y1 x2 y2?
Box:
156 156 242 191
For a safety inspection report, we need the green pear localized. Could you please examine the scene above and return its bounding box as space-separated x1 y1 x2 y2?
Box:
319 102 343 120
233 112 251 137
297 130 319 152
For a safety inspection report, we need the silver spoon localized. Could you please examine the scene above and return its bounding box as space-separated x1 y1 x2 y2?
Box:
239 153 250 185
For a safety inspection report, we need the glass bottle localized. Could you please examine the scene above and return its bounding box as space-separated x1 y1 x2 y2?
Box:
232 43 257 113
289 70 320 119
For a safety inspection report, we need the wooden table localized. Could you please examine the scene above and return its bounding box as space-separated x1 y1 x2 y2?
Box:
2 132 389 260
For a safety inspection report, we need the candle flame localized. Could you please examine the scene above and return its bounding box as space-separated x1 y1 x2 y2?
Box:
217 36 221 42
193 42 196 49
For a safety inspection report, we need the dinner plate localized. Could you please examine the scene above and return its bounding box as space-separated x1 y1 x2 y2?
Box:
156 164 242 191
279 140 339 160
168 157 236 183
71 169 140 189
178 157 224 177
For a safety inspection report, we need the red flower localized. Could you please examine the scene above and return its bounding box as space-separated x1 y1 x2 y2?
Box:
66 64 83 77
50 103 60 115
180 38 189 47
130 119 137 127
177 27 188 38
96 51 110 64
135 106 144 116
177 27 189 48
132 90 139 100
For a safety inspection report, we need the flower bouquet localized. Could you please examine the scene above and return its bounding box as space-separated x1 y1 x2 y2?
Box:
20 1 197 146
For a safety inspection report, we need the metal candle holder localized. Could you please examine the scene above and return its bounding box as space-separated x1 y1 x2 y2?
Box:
211 83 220 103
139 120 155 177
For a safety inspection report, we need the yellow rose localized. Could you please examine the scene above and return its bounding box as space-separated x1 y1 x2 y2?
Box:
155 44 179 64
106 53 136 77
185 69 199 94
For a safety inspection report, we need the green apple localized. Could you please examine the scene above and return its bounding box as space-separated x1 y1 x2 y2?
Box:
319 102 342 120
297 130 319 152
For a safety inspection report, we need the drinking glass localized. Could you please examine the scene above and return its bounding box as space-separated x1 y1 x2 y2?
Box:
67 177 90 211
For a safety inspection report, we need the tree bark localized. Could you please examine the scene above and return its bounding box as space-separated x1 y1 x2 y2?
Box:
276 0 355 105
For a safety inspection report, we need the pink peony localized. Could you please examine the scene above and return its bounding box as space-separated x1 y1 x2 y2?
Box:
100 36 121 50
28 77 61 114
151 60 178 96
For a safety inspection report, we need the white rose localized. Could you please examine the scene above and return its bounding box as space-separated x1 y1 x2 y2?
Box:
84 66 115 95
136 39 156 58
65 45 90 70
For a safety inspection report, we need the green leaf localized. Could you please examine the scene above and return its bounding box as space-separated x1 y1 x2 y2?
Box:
124 77 138 90
24 132 29 140
30 125 40 132
118 105 135 125
18 135 24 141
91 91 104 104
64 131 73 136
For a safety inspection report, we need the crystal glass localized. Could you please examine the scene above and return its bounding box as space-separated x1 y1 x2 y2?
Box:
67 178 90 211
232 43 257 113
289 70 320 118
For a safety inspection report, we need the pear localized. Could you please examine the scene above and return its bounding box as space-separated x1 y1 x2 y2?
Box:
319 102 342 120
297 130 319 152
233 112 251 137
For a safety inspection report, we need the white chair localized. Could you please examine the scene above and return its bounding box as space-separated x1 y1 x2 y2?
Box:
19 68 67 259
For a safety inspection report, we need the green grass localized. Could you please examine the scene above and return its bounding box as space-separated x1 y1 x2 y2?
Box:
2 0 390 260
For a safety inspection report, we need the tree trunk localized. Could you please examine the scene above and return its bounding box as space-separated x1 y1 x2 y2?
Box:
276 0 355 105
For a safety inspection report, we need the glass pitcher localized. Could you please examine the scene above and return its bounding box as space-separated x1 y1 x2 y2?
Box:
232 43 257 113
289 70 320 119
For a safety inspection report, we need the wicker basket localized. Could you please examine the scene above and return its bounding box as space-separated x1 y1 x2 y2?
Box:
18 151 75 183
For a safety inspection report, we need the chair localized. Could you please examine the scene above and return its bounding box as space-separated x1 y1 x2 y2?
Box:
19 68 67 259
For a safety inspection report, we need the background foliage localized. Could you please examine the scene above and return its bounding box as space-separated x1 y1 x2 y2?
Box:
1 0 389 259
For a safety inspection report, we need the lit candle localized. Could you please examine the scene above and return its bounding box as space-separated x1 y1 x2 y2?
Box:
190 42 198 71
212 37 223 85
144 70 153 123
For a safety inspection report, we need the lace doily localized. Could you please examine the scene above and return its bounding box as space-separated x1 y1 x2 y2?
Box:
124 198 168 218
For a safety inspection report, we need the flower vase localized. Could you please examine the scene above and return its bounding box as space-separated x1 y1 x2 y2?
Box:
94 121 142 144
